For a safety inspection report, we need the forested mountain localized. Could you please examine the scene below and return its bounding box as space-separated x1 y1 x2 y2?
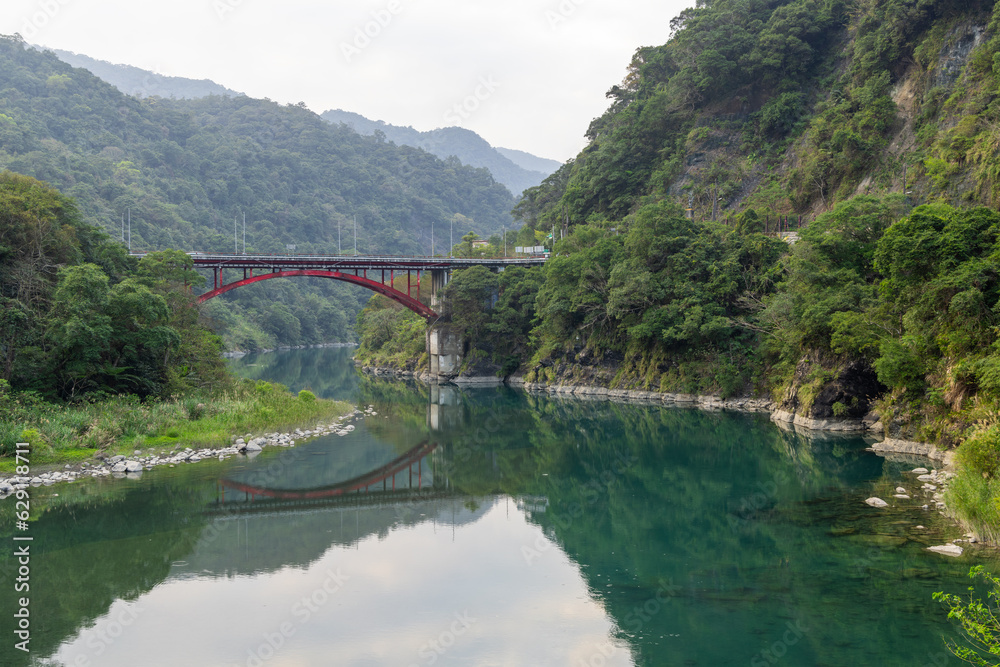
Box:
0 34 515 348
519 0 1000 226
43 47 242 100
321 108 557 196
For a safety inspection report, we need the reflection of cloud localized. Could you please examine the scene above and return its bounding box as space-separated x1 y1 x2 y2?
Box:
51 501 632 666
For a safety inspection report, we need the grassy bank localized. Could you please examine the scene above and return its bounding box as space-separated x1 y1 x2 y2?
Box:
945 422 1000 544
0 379 353 471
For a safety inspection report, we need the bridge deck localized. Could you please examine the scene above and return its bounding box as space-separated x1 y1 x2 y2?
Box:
129 252 546 271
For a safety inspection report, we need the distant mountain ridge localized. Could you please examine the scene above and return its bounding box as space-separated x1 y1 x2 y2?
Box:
494 147 563 175
320 108 561 196
41 47 242 99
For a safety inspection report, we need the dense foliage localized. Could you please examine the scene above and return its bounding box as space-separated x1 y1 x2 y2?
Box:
0 172 225 404
0 34 516 349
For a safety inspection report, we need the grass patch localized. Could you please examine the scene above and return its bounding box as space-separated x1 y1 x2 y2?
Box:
0 378 353 465
946 472 1000 545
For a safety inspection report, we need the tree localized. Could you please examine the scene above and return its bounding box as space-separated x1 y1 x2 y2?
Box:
46 264 113 399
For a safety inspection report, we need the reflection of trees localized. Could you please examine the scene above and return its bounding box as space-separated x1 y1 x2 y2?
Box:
229 347 361 400
458 396 982 667
0 479 208 665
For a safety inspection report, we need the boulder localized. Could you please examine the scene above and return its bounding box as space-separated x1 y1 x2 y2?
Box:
865 497 889 508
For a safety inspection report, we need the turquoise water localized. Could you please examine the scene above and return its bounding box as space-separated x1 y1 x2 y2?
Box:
0 347 993 666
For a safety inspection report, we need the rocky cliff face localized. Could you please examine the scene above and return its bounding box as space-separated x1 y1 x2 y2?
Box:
778 355 884 421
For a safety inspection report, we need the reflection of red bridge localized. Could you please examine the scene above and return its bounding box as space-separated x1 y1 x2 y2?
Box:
131 253 547 319
219 441 438 501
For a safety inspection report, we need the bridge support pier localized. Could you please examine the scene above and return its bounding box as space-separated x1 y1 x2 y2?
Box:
426 324 462 377
429 269 450 309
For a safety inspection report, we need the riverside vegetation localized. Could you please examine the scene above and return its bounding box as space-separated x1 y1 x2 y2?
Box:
357 0 1000 547
0 172 349 467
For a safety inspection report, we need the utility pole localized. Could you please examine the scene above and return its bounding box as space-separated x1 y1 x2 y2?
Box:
503 225 506 256
242 212 246 254
234 213 238 254
449 217 453 258
354 215 357 256
120 212 124 243
127 208 131 251
712 181 718 222
431 220 435 256
338 217 341 253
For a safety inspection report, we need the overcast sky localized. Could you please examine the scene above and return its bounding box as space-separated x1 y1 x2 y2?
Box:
5 0 694 162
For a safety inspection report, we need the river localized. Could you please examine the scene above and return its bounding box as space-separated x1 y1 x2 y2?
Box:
1 346 994 666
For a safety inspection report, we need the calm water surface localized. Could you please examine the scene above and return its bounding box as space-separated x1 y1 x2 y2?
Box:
1 347 994 666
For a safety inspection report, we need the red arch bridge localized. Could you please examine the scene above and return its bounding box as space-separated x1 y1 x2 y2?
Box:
131 253 547 319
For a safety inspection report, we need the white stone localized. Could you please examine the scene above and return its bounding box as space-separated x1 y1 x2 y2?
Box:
111 463 127 473
917 474 935 482
245 442 262 452
893 494 911 499
896 487 907 494
927 544 963 557
124 461 143 473
911 467 929 474
865 497 889 508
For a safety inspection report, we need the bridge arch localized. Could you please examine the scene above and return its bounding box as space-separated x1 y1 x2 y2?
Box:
197 269 438 319
219 441 438 500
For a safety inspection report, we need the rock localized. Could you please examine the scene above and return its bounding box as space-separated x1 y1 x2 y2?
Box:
896 487 907 494
917 474 935 482
912 468 929 474
245 442 262 452
893 494 911 499
111 462 127 473
109 455 125 464
865 497 889 508
124 461 143 473
927 544 964 557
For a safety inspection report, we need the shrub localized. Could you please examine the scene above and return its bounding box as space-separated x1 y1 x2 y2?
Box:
934 566 1000 666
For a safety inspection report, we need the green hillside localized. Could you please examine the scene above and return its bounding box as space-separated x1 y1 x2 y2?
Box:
0 34 515 349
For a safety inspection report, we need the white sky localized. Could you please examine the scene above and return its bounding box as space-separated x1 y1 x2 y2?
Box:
4 0 694 162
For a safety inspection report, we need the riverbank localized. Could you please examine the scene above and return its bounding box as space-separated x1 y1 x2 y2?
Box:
0 405 380 499
0 378 353 473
